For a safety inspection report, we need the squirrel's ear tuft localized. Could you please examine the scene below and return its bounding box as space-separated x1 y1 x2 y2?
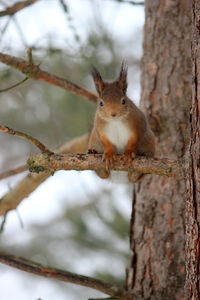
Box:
117 62 128 94
91 66 105 96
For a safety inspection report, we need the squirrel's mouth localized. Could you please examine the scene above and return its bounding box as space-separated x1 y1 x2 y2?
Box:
100 110 129 122
100 114 126 122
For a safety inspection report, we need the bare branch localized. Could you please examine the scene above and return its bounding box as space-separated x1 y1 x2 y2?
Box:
0 122 184 218
12 15 28 47
27 153 184 179
0 52 98 103
0 77 28 93
0 125 52 154
27 47 33 64
113 0 144 5
59 0 80 44
0 0 40 17
0 252 134 300
89 297 122 300
0 172 49 216
0 165 28 180
0 212 8 233
0 17 12 43
0 134 89 216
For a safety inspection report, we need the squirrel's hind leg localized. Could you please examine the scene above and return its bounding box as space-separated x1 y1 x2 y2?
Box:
95 169 110 179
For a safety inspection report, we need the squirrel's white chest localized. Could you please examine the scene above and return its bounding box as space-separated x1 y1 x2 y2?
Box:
104 120 132 154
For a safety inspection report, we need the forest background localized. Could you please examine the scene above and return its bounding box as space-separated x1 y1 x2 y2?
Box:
0 1 144 299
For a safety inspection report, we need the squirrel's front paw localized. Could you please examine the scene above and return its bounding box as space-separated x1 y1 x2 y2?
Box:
88 148 98 154
102 151 114 169
124 150 136 160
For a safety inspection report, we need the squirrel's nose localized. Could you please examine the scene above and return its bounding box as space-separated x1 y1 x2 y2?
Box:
111 112 116 117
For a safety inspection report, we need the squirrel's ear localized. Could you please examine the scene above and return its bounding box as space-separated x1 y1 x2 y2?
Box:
117 62 128 94
91 67 105 96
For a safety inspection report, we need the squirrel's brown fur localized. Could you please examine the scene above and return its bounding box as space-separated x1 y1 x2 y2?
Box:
88 63 155 182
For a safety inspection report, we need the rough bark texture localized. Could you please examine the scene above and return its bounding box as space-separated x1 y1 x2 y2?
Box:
128 1 192 299
185 1 200 298
28 153 183 178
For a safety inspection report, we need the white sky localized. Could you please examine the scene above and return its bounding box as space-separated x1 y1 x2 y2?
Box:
0 1 145 299
1 0 144 51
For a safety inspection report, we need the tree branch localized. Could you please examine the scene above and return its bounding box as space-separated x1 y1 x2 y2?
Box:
0 0 40 17
0 52 98 103
0 124 180 179
27 153 184 179
0 252 134 300
0 125 52 154
0 77 28 93
0 134 89 216
0 164 28 180
114 0 144 5
0 121 184 218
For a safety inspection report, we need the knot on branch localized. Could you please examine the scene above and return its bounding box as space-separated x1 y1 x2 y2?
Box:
26 153 184 179
22 63 40 79
3 126 15 134
27 151 54 173
27 157 46 173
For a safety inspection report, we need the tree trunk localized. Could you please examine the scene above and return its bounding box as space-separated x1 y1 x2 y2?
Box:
128 1 192 299
185 1 200 299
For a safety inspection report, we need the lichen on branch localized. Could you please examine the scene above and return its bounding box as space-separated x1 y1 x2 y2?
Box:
27 152 184 179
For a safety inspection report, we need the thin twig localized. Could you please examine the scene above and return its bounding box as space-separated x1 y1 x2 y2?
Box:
0 52 98 103
15 209 24 229
0 125 52 154
0 49 35 93
0 134 89 217
0 77 28 93
0 165 28 180
0 212 8 233
12 15 28 47
0 16 12 41
0 0 40 17
27 153 184 179
113 0 144 5
0 252 133 300
27 47 33 64
59 0 80 44
89 297 119 300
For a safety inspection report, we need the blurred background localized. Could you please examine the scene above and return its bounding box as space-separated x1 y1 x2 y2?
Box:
0 0 144 299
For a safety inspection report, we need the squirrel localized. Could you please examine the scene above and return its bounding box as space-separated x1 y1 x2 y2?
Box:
88 63 155 183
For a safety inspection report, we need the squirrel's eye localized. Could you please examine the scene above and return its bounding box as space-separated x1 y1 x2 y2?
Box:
121 98 126 105
99 100 104 107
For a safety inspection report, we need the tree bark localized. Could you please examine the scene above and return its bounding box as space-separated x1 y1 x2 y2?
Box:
27 153 183 178
128 1 192 299
185 1 200 299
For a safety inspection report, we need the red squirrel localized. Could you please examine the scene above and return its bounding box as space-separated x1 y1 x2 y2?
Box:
88 63 155 183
